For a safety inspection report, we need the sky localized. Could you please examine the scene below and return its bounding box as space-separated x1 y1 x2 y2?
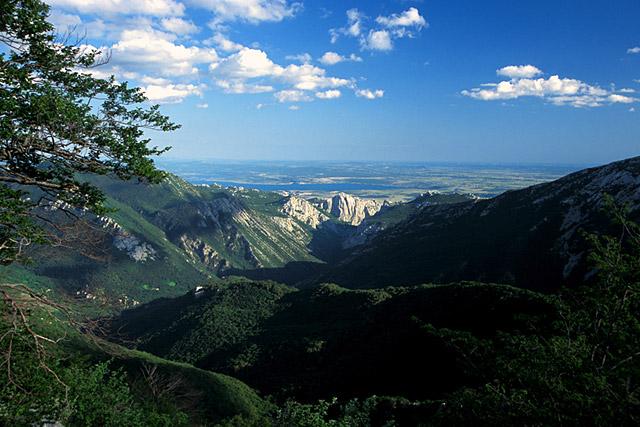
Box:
46 0 640 165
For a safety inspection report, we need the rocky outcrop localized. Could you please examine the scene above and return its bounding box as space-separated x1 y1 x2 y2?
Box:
315 193 387 225
281 196 329 228
112 232 156 262
179 235 227 272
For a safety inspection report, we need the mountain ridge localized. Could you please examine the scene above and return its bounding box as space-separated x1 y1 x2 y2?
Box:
320 156 640 291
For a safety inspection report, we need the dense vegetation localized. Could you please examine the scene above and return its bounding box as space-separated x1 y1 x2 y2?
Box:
0 284 270 425
109 199 640 425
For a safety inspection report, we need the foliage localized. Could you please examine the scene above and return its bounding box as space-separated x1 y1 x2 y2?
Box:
114 280 556 402
0 283 268 426
433 197 640 426
0 0 177 263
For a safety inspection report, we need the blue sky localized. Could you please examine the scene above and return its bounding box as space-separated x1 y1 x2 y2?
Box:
47 0 640 164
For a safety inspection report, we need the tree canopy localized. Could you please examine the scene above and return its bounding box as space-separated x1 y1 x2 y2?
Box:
0 0 178 263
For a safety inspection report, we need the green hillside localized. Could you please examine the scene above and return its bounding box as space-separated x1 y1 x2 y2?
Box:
0 284 270 426
112 280 558 402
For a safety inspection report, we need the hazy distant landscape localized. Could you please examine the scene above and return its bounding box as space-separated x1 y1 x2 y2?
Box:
158 159 582 201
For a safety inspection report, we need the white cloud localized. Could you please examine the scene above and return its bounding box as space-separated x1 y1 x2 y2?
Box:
192 0 301 23
627 47 640 54
210 33 244 52
497 65 543 79
289 105 300 110
463 67 638 108
196 103 209 108
608 94 635 104
78 27 217 104
331 7 426 50
280 63 351 90
356 89 384 99
285 53 312 64
48 10 82 34
630 107 636 112
619 88 636 93
330 8 364 43
211 48 351 95
316 89 341 99
275 90 311 103
48 0 184 16
362 30 393 51
211 47 279 79
143 82 204 104
376 7 426 29
216 79 273 93
319 51 362 65
161 18 199 36
105 28 218 77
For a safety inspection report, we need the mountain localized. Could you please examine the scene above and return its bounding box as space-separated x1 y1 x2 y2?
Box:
109 280 557 402
320 157 640 291
2 174 441 309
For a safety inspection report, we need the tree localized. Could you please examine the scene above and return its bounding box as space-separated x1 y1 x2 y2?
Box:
0 0 178 263
434 196 640 426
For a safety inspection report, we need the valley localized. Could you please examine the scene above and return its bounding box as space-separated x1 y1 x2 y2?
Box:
2 3 638 424
3 156 639 425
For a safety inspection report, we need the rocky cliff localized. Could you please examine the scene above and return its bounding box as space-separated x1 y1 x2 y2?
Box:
314 193 387 225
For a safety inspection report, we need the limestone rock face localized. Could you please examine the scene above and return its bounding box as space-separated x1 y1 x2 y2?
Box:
281 196 329 229
112 232 156 262
179 235 228 272
315 193 386 226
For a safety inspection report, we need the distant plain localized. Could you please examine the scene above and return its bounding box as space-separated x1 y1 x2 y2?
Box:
158 159 585 201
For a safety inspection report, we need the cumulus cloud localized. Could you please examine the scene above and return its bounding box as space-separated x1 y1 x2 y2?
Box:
160 17 199 36
463 66 638 108
280 63 351 90
285 53 312 64
78 27 217 103
216 79 273 93
330 8 364 43
497 65 543 79
196 103 209 108
316 89 341 99
210 33 245 52
331 7 426 51
192 0 301 24
319 51 362 65
47 10 82 34
356 89 384 99
48 0 184 16
275 90 312 103
106 28 218 77
141 79 205 103
210 47 352 95
362 30 393 51
211 47 280 79
628 47 640 54
375 7 427 32
289 105 300 110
